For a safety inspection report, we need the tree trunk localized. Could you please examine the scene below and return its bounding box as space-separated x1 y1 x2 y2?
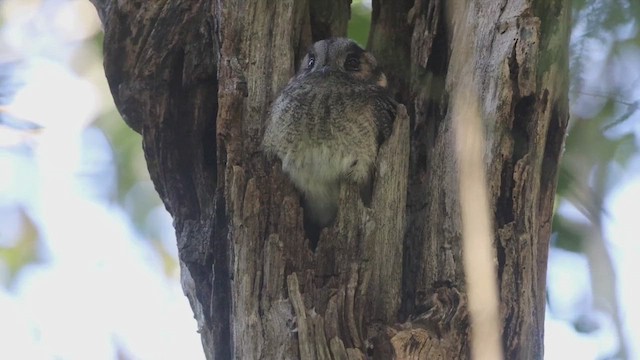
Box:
92 0 570 358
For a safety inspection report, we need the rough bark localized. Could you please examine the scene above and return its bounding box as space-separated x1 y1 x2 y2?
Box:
94 0 570 359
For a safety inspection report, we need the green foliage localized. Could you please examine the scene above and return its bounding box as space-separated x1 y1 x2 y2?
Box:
0 211 42 289
557 0 639 250
551 0 639 356
552 214 586 252
348 1 371 46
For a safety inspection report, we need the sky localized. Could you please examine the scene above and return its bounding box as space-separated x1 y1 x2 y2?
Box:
0 0 638 359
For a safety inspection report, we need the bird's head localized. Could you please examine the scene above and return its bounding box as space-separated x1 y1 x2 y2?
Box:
296 38 387 88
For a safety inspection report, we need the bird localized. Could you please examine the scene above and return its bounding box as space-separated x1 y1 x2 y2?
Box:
263 38 397 228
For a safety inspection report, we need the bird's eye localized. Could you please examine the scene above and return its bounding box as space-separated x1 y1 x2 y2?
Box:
307 55 315 70
344 54 360 72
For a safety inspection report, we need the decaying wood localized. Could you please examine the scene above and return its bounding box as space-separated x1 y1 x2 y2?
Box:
395 0 570 358
93 0 570 358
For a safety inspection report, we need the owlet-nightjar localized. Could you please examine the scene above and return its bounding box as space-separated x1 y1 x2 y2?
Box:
263 38 397 227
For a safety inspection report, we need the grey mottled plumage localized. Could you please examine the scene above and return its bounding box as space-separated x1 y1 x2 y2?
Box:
263 38 397 226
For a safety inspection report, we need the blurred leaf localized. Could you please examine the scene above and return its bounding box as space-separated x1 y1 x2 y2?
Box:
599 99 617 123
553 1 639 355
552 216 586 253
0 210 42 289
572 0 588 14
574 313 601 333
152 241 179 278
612 133 638 165
95 108 146 200
603 100 639 131
348 2 371 46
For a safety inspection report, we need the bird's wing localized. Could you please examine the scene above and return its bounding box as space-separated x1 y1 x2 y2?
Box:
373 92 398 144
